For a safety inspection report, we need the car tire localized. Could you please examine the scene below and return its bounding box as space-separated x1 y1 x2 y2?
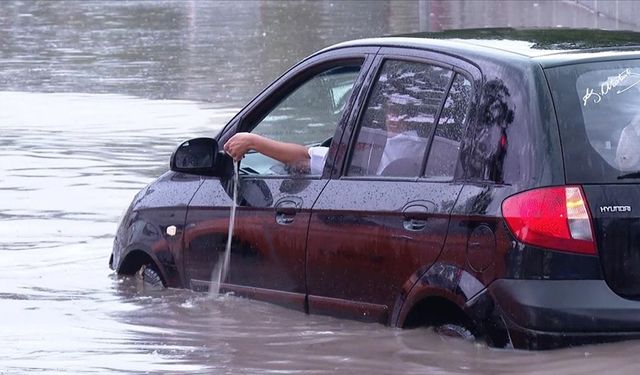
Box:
434 323 475 341
141 263 165 289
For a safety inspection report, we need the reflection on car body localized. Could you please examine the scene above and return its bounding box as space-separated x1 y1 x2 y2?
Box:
111 28 640 350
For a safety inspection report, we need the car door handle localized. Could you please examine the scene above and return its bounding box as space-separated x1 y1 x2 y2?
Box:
403 218 427 231
276 212 295 225
275 198 302 225
402 204 431 231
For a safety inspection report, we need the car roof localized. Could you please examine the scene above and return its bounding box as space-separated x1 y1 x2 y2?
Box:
327 28 640 68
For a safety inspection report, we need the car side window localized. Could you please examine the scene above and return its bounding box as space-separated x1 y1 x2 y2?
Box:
242 64 362 176
347 60 453 177
424 73 472 180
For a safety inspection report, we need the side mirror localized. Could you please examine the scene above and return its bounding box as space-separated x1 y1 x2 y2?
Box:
170 137 227 176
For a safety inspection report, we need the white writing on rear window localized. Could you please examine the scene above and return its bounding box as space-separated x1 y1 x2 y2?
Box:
582 68 640 106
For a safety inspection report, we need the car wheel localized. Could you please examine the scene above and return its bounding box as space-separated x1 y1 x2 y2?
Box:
140 263 165 289
434 323 475 341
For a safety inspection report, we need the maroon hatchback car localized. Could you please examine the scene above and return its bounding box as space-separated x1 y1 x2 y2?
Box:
111 28 640 349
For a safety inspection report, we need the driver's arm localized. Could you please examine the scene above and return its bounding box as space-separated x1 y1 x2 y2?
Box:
224 132 310 165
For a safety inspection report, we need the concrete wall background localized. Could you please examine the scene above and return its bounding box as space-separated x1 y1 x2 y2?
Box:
415 0 640 32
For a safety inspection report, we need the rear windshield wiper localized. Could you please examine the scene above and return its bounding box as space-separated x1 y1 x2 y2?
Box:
618 171 640 180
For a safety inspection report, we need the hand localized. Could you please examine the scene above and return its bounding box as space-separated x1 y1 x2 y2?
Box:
223 132 256 161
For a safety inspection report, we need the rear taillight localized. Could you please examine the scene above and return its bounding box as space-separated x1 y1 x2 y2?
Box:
501 186 596 255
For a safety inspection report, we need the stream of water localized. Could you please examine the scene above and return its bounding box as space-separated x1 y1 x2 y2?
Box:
210 160 239 297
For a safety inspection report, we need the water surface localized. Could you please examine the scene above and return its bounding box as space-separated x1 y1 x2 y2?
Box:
3 1 640 373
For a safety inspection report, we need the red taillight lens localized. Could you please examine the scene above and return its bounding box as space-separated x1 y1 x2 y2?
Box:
501 186 596 255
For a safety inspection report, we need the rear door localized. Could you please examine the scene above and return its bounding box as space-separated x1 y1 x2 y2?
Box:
306 49 477 322
546 58 640 297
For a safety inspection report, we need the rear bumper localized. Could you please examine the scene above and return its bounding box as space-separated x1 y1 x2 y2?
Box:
489 279 640 349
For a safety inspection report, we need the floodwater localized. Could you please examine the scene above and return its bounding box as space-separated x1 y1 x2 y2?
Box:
2 1 640 373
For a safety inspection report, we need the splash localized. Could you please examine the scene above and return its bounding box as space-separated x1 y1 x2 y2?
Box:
209 159 239 297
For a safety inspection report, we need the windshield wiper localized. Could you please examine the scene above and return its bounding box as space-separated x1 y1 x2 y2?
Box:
618 171 640 180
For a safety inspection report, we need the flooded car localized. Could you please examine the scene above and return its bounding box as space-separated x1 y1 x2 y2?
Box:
111 28 640 350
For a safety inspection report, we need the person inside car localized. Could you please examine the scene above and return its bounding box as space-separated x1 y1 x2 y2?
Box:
223 131 317 172
616 113 640 171
223 98 427 176
372 99 426 176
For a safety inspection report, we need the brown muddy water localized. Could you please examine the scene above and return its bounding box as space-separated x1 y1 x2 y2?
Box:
3 1 640 373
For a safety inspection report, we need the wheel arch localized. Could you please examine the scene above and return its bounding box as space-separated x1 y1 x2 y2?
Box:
402 295 474 330
391 262 511 347
117 248 167 286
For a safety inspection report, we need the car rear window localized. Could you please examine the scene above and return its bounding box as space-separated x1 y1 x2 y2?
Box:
546 59 640 183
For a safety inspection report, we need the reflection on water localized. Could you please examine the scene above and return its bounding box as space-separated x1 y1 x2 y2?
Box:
3 0 640 373
2 1 639 103
0 92 234 252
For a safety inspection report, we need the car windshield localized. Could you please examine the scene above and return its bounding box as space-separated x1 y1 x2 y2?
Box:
546 58 640 183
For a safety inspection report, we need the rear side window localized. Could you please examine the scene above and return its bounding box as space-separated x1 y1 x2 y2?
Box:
546 60 640 183
347 59 453 177
424 73 472 180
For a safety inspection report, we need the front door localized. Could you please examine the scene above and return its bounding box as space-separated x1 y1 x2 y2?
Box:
306 55 475 322
183 53 373 310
